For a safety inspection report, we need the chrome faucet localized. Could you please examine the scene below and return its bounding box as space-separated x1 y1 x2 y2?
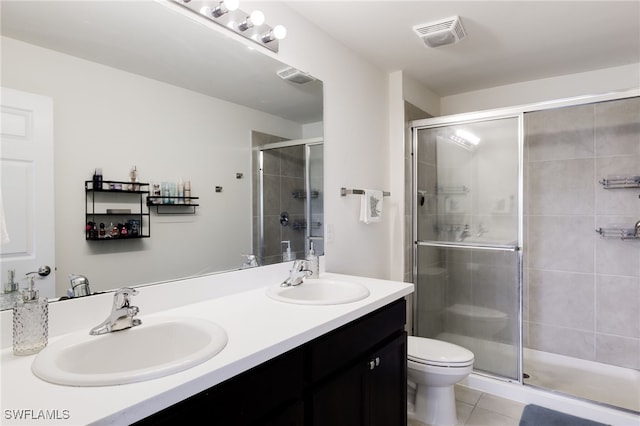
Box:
457 224 471 242
280 259 312 287
89 287 141 335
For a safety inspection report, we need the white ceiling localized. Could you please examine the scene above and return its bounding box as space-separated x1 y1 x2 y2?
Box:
285 1 640 96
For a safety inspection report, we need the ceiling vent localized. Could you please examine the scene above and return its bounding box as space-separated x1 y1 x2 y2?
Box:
277 67 316 84
413 16 466 48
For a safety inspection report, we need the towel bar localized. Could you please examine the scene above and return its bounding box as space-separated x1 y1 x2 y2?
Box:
340 187 390 197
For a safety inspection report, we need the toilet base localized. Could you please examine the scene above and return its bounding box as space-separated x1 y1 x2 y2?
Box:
413 384 457 426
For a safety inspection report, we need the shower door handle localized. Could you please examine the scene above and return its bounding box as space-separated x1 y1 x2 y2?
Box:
416 241 519 252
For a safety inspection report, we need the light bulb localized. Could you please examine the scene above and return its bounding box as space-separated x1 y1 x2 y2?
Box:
239 10 264 31
212 0 239 18
250 10 265 26
261 25 287 43
273 25 287 40
199 6 212 16
225 0 240 11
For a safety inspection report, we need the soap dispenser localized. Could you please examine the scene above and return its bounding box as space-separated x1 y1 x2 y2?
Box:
305 241 319 279
13 273 48 356
1 269 21 310
281 241 295 262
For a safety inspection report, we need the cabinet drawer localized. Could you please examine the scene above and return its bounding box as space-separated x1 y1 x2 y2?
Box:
306 298 406 382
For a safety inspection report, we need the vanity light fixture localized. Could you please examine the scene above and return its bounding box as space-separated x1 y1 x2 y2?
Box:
173 0 286 53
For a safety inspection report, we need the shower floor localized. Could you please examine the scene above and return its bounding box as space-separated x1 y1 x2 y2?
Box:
523 348 640 413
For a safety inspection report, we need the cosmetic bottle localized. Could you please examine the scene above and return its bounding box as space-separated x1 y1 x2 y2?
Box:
281 241 295 262
177 179 184 204
13 274 48 356
305 241 319 279
184 180 191 204
1 269 21 310
93 168 103 190
129 165 138 191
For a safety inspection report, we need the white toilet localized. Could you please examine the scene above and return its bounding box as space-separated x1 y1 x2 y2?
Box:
407 336 474 426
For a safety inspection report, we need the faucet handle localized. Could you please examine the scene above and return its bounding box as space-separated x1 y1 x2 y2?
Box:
290 259 307 272
112 287 138 309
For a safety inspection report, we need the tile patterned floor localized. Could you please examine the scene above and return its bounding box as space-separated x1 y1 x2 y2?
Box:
408 385 525 426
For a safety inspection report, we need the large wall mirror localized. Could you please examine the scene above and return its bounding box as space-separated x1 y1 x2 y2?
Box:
0 0 323 308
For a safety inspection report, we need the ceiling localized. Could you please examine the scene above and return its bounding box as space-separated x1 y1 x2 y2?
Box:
285 1 640 97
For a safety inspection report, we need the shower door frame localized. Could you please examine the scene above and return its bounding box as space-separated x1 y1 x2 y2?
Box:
409 87 640 387
411 111 525 384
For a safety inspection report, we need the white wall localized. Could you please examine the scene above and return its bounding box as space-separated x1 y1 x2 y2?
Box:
1 36 304 295
441 63 640 115
249 2 393 278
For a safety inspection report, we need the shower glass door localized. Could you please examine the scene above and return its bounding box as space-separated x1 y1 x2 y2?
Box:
413 115 522 381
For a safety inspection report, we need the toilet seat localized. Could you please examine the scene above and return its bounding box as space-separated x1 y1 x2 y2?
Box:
408 336 474 367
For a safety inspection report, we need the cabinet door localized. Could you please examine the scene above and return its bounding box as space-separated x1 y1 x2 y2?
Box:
308 359 364 426
365 332 407 426
309 332 407 426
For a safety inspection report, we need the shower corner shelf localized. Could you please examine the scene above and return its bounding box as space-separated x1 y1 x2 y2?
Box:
436 185 469 195
599 176 640 189
292 190 319 199
595 227 640 240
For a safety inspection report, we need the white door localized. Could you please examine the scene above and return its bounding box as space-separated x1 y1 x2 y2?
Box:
1 87 55 299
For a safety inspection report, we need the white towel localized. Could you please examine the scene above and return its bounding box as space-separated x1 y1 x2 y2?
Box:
360 189 383 224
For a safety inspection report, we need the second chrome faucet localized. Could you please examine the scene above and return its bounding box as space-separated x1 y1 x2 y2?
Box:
280 260 312 287
89 287 141 335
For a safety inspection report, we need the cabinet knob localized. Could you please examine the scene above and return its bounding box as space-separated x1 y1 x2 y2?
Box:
368 357 381 370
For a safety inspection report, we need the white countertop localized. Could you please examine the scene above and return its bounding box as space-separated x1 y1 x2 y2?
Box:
0 267 413 425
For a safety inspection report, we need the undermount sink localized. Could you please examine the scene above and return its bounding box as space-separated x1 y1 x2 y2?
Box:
266 278 370 305
31 316 228 386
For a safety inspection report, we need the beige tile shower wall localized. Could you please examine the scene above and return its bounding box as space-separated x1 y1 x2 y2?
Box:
524 97 640 370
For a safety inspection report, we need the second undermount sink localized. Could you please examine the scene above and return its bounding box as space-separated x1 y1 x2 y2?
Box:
31 316 228 386
266 278 370 305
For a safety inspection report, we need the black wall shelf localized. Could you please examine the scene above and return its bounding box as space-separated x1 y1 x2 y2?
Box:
147 196 199 215
85 180 150 240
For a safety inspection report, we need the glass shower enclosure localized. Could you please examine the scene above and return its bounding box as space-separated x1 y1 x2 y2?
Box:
412 115 523 381
255 138 324 266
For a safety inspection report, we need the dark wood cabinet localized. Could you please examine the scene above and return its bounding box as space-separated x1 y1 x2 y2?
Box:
134 299 407 426
306 299 407 426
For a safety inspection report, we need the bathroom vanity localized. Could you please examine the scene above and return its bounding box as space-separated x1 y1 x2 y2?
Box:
0 263 413 425
136 299 407 425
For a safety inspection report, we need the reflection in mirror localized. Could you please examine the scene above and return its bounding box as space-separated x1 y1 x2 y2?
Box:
0 0 323 307
252 135 324 266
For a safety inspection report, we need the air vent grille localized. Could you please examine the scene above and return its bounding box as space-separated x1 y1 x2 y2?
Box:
277 67 316 84
413 16 466 48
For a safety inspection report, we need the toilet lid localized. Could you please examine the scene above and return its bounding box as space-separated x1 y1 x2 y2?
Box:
408 336 474 367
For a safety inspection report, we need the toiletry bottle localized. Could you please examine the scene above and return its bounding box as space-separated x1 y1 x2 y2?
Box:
13 274 48 355
281 241 295 262
1 269 21 310
177 179 184 204
184 180 191 204
93 168 103 190
129 165 138 191
305 241 319 279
